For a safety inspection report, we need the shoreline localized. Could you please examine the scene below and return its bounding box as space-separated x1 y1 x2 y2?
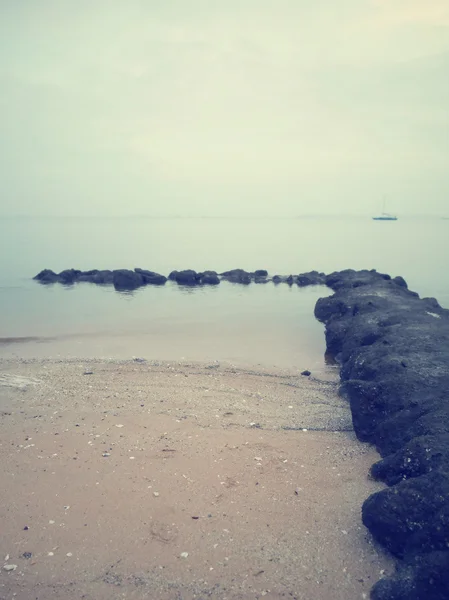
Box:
0 358 392 599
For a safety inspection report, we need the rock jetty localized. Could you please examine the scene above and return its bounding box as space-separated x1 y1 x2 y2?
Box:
315 269 449 600
33 266 449 598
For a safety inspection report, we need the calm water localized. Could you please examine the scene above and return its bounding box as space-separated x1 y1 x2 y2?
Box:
1 216 448 367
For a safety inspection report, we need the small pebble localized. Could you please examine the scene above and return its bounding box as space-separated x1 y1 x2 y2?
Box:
66 553 73 557
3 564 17 572
180 552 189 559
153 492 160 497
254 457 262 461
48 552 54 557
115 424 124 428
4 554 9 561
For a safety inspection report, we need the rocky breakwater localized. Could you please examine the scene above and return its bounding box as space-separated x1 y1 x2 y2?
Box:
33 268 327 290
315 269 449 600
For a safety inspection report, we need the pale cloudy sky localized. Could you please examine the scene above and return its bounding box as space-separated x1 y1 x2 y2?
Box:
0 0 448 216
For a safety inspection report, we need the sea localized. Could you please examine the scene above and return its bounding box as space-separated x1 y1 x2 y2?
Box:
1 216 448 369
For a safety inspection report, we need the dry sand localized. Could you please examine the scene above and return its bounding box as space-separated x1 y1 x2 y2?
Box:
0 359 393 600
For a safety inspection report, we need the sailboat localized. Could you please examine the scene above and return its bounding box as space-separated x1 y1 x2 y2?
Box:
372 198 398 221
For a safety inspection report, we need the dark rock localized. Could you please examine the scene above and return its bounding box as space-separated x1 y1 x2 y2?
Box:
301 370 311 376
272 274 295 285
112 269 144 290
134 269 167 285
314 268 449 599
219 269 252 284
198 271 220 285
33 269 60 284
253 270 269 284
80 270 114 284
371 433 449 486
296 271 326 286
170 270 200 286
58 269 81 284
393 275 408 288
22 552 32 559
372 551 449 600
362 471 449 558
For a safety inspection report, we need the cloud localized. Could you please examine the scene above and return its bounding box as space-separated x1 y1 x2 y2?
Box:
370 0 449 26
0 1 448 216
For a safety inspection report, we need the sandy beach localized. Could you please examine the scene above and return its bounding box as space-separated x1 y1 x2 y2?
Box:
0 359 392 600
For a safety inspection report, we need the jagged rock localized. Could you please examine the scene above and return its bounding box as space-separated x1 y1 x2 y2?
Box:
296 271 326 286
134 269 167 285
33 269 60 284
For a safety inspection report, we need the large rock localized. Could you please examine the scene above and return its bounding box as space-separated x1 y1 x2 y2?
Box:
33 269 61 284
58 269 81 284
314 269 449 599
371 552 449 600
169 270 200 286
362 471 449 558
134 269 167 285
78 270 114 284
220 269 252 284
198 271 220 285
112 269 144 290
253 269 269 284
296 271 326 286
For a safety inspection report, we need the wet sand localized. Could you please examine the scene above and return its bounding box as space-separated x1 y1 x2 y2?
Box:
0 359 392 599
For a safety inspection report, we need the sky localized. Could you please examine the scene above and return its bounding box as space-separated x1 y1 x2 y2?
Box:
0 0 448 217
